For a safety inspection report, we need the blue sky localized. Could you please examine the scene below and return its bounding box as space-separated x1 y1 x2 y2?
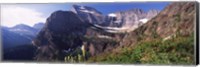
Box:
80 2 170 14
1 2 170 27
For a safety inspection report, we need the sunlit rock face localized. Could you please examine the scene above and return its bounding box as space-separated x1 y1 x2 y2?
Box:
71 5 160 33
104 9 159 32
71 5 104 25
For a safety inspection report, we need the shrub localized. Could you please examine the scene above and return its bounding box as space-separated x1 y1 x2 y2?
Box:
87 33 195 64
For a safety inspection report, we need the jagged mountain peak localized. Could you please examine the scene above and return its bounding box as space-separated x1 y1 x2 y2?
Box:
70 4 104 25
146 9 160 19
70 5 160 33
127 8 146 13
147 9 160 15
11 24 37 33
102 8 159 33
148 9 160 12
71 4 102 14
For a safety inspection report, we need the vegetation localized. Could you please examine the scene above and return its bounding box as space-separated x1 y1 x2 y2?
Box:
64 46 90 63
151 21 160 38
152 30 159 38
64 36 119 63
174 14 181 22
87 33 194 64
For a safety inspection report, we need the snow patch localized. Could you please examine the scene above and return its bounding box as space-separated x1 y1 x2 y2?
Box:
97 35 113 39
114 20 121 23
108 13 116 17
139 18 149 23
94 24 137 33
80 10 95 14
80 6 85 10
9 29 28 32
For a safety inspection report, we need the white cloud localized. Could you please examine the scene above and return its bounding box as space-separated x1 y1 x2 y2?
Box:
1 6 46 27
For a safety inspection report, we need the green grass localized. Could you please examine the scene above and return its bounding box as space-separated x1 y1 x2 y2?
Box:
64 47 90 63
87 34 195 64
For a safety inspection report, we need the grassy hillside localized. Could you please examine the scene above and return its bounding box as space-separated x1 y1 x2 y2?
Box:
87 33 194 64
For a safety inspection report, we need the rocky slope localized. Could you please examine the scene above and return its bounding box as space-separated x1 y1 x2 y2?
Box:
2 27 32 49
2 23 44 49
2 23 45 61
87 2 196 64
121 2 195 47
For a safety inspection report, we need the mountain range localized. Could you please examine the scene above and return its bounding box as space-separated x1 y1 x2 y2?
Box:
71 5 159 33
2 22 44 49
2 2 196 64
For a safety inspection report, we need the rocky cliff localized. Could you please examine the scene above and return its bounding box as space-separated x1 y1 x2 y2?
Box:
33 11 91 61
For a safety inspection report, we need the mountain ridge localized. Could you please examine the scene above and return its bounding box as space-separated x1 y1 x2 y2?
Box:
2 23 44 49
87 2 195 64
70 5 160 33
